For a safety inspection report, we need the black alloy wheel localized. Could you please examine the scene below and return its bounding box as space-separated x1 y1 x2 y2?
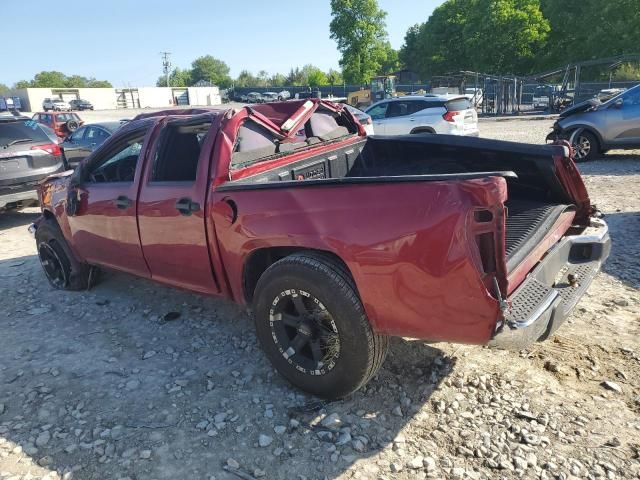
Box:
269 288 341 375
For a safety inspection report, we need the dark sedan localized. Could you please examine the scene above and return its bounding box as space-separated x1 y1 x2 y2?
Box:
61 122 122 168
69 99 94 111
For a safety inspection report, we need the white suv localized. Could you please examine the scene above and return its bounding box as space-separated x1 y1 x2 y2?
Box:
42 98 70 112
365 96 479 136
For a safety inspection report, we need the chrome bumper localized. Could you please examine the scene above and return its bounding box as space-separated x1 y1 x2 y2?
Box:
490 218 611 349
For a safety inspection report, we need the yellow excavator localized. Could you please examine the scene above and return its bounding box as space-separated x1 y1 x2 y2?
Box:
348 76 397 109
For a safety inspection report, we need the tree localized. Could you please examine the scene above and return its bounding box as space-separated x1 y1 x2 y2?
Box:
306 66 328 86
0 83 9 94
330 0 390 83
540 0 640 70
327 69 344 85
286 67 306 86
400 0 549 77
269 73 287 87
11 71 113 89
235 70 259 87
156 68 192 87
31 71 68 88
190 55 232 87
379 42 401 74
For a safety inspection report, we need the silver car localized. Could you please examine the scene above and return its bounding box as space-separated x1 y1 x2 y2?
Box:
547 83 640 162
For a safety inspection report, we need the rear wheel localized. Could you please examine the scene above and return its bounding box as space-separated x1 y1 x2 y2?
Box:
571 131 599 162
252 252 388 399
36 219 97 290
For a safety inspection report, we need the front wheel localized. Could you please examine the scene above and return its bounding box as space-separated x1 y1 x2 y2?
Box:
36 219 97 290
571 131 599 162
252 253 388 399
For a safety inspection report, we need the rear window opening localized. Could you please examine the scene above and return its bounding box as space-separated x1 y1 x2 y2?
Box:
445 98 472 111
230 107 354 170
152 121 211 182
0 121 50 146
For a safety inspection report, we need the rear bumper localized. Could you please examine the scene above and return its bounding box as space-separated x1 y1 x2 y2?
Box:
0 188 39 208
490 218 610 349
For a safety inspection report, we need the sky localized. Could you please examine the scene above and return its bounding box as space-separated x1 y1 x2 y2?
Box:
2 0 443 87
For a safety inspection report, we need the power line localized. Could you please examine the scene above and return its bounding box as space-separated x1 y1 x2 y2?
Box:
160 52 172 88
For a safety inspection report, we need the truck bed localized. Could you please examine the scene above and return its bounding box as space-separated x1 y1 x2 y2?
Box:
223 134 580 275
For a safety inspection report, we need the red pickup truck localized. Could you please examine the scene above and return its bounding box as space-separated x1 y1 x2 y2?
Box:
33 99 610 399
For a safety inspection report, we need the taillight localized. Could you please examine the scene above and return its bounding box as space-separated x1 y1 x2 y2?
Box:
443 111 460 122
31 143 62 156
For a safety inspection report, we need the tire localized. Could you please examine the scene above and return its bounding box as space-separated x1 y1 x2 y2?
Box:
35 219 96 290
252 252 388 399
66 120 79 132
570 130 599 162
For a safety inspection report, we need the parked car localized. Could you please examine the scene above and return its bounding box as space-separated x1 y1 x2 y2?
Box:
61 121 122 168
42 97 70 112
0 114 66 209
464 88 484 107
546 83 640 161
261 92 279 103
277 90 291 101
365 95 479 136
246 92 263 103
33 99 609 399
344 104 374 135
32 112 84 139
69 99 94 111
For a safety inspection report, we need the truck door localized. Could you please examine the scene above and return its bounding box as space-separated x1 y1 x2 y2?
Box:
136 115 221 295
67 125 152 276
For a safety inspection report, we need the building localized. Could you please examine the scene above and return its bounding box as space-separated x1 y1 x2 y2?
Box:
8 86 222 112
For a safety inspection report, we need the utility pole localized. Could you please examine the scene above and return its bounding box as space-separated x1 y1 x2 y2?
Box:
160 52 172 88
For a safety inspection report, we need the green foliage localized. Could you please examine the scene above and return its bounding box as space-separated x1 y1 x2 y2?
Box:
0 83 9 94
327 69 344 85
401 0 549 77
612 63 640 81
156 68 192 87
540 0 640 69
11 71 113 88
330 0 391 83
190 55 232 88
401 0 640 77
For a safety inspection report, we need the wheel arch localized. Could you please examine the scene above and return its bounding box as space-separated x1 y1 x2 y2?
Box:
242 247 355 305
562 124 605 151
410 126 436 134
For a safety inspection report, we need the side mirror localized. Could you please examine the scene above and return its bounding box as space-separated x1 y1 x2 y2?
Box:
613 98 623 109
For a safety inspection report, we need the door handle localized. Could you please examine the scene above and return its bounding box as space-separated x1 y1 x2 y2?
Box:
114 195 131 209
175 197 200 216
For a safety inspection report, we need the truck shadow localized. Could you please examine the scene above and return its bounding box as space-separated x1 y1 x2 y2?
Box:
0 255 453 480
599 210 640 288
0 208 40 232
576 152 640 176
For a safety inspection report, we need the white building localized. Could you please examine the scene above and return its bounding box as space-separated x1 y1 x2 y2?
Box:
9 86 221 112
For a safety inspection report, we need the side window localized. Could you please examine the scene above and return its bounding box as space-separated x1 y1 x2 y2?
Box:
386 102 409 118
366 102 388 120
151 120 210 182
86 132 146 183
70 126 86 141
408 100 439 114
622 89 640 106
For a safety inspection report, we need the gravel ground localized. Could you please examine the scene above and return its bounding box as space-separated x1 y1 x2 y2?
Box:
1 118 639 480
